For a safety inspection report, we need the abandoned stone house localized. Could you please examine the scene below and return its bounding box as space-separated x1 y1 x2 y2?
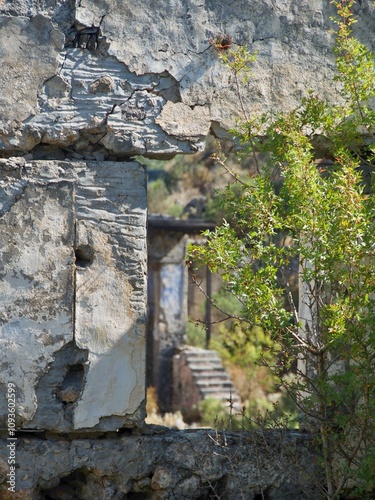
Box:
1 0 375 497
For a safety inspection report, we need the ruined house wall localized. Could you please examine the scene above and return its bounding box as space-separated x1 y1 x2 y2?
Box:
1 0 375 497
1 0 375 160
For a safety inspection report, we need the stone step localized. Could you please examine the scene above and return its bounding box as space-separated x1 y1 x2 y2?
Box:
187 356 222 366
199 386 240 396
184 350 221 360
185 357 223 366
199 389 241 403
188 363 226 372
195 379 234 389
192 371 229 380
177 348 241 410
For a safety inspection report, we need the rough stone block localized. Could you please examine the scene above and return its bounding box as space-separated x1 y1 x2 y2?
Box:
0 159 147 431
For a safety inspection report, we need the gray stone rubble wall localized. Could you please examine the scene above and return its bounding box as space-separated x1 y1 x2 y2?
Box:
0 428 320 499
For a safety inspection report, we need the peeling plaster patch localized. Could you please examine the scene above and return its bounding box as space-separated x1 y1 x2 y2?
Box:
26 50 206 156
31 341 89 431
0 318 71 424
73 0 339 129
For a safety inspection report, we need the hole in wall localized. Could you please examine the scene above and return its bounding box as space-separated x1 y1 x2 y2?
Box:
127 493 153 500
75 245 94 268
32 342 89 430
39 466 129 499
40 468 88 499
57 363 85 404
254 490 270 500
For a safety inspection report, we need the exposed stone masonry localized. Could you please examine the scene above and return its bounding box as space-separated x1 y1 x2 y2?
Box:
0 427 320 499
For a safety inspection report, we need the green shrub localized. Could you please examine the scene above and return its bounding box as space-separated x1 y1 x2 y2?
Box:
188 2 375 496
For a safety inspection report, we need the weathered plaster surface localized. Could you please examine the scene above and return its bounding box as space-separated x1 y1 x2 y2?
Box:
0 13 65 122
1 0 375 157
73 162 147 430
0 159 147 431
0 160 74 425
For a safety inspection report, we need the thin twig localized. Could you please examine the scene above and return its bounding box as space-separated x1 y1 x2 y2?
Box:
190 274 251 324
211 154 248 186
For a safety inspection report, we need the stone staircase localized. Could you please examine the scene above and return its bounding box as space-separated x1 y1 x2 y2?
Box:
172 347 241 413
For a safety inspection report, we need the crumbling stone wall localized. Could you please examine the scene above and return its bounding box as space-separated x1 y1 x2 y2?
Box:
1 0 375 497
2 0 375 160
0 427 321 499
